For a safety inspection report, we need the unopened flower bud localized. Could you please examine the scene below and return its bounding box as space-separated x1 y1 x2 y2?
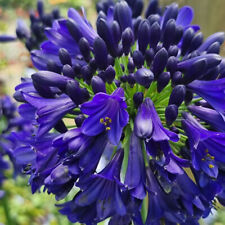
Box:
47 60 61 74
138 19 150 54
105 66 116 83
198 32 225 52
163 19 176 49
149 22 160 49
207 42 220 54
168 45 179 56
66 19 82 43
189 32 203 53
169 84 186 107
145 0 160 18
59 48 72 66
181 28 195 55
122 27 134 55
182 58 207 84
166 56 178 73
63 64 75 78
165 104 178 126
147 14 160 25
127 74 136 87
145 48 154 66
93 37 108 70
79 38 91 62
37 0 44 17
134 68 154 88
133 92 144 107
157 72 170 92
132 50 144 68
114 1 133 32
128 58 135 73
152 47 168 76
81 65 93 83
172 71 182 86
91 76 106 94
174 25 183 44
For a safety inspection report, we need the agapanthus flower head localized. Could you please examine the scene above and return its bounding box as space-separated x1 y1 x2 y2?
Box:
0 0 61 51
0 94 35 195
17 0 61 51
12 0 225 224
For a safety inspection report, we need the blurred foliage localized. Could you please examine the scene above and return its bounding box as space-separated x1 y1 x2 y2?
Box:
0 0 35 9
0 170 75 225
211 210 225 225
49 0 90 9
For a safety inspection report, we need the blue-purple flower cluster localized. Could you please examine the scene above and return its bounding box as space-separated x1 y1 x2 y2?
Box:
0 96 15 194
12 0 225 224
16 0 61 51
0 94 34 196
0 0 60 51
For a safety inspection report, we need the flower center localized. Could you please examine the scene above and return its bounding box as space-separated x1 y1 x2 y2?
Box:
201 149 215 168
100 116 112 131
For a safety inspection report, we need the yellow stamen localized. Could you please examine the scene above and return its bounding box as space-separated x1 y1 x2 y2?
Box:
209 164 214 169
99 117 112 131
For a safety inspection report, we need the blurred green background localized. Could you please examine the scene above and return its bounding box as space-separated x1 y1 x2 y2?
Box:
0 0 225 225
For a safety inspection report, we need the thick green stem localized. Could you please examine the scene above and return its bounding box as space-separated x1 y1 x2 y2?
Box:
122 125 132 180
141 194 148 223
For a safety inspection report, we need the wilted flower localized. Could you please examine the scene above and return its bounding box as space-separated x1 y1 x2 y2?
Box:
11 0 225 224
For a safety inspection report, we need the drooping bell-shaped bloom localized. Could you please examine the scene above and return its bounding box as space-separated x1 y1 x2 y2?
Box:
53 128 108 174
145 163 208 225
59 149 126 223
134 98 179 142
81 88 129 145
58 198 97 224
187 78 225 115
182 113 225 178
23 93 76 137
188 105 225 132
44 164 76 200
109 191 143 225
145 166 185 225
125 132 146 200
53 127 93 155
146 139 189 172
